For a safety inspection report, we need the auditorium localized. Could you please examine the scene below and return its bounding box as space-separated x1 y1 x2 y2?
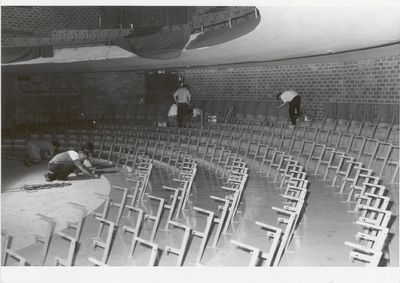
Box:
1 3 399 283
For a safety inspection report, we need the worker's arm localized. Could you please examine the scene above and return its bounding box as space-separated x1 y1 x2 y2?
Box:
73 160 99 178
277 101 288 109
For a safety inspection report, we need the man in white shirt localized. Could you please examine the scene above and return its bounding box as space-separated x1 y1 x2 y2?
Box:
277 90 302 126
173 84 191 127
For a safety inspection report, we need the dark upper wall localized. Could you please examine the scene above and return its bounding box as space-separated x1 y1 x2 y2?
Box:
1 6 229 47
1 6 100 46
1 71 145 126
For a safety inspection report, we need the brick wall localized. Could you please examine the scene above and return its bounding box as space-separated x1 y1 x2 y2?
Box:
3 54 398 126
140 7 162 27
1 6 100 46
1 77 16 128
1 71 145 126
181 56 400 120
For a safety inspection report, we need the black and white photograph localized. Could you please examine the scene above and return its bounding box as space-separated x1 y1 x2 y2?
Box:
1 1 399 282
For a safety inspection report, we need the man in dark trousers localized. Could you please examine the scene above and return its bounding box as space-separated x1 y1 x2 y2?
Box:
173 84 191 127
44 150 99 182
277 90 302 127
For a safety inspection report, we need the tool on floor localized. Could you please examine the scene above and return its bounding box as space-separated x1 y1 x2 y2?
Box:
2 182 72 193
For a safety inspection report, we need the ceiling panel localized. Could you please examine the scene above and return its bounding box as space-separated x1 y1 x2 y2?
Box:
2 4 400 75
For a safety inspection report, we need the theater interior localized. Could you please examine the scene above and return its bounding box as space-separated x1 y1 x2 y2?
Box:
1 3 399 283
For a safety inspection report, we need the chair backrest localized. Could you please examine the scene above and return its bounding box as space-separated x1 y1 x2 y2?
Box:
204 100 215 117
349 103 361 122
245 101 258 121
323 102 337 119
136 104 147 119
213 100 226 116
223 100 237 113
146 104 158 119
192 99 205 110
377 104 392 124
115 104 128 121
234 101 248 115
269 100 281 115
157 103 170 118
362 104 375 123
337 103 351 120
390 104 399 124
256 101 269 115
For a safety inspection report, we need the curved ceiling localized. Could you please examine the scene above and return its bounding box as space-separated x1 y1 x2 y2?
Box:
2 4 400 75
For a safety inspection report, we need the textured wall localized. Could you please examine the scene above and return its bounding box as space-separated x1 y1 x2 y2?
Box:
140 6 162 27
3 54 398 126
1 77 16 127
1 71 145 126
0 6 225 46
182 56 400 119
1 6 100 46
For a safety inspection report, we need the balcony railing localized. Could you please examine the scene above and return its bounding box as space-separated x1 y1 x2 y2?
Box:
9 6 258 48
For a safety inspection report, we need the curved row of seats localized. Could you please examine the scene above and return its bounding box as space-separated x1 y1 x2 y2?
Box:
1 104 397 265
83 116 396 266
91 124 310 266
4 109 397 210
67 121 309 266
64 108 397 184
97 100 398 143
1 118 310 266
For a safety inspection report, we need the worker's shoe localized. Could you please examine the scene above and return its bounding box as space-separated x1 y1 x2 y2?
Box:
44 173 53 182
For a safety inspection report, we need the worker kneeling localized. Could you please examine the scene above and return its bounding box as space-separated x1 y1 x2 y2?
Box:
44 150 100 182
